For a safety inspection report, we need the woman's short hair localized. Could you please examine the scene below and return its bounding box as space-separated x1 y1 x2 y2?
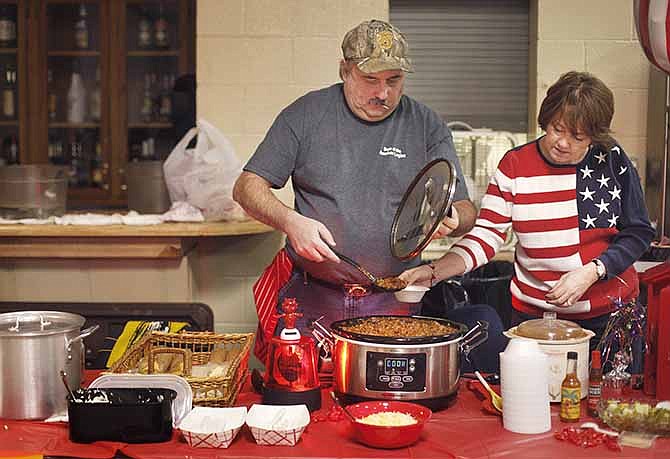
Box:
538 71 615 149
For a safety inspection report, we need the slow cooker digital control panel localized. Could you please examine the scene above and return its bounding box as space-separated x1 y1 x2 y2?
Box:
365 352 426 392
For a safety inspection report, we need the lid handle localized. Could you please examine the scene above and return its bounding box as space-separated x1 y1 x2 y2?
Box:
543 311 557 320
5 315 52 332
8 316 19 332
40 315 52 330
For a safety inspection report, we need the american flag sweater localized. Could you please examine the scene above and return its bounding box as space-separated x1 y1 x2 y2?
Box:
451 139 654 319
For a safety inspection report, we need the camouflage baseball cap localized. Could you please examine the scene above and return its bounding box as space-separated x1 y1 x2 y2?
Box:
341 19 413 73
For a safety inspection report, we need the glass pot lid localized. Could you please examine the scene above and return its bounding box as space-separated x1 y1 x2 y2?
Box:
390 159 458 261
515 312 588 341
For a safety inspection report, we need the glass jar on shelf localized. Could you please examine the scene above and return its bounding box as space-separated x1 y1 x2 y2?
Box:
0 5 17 49
74 4 89 50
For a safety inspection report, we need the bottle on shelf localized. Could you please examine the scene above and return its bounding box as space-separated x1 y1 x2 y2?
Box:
0 6 17 49
50 139 65 166
560 351 581 423
2 63 16 119
154 2 169 48
48 69 58 121
140 73 153 123
67 68 87 123
89 65 101 122
587 350 603 417
159 74 172 122
3 134 18 165
141 137 156 160
90 140 104 188
138 8 152 49
74 4 89 50
69 133 90 187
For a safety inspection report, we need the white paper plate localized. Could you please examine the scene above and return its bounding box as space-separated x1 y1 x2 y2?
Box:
89 373 193 426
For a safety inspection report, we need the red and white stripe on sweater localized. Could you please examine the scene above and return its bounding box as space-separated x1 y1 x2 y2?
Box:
450 141 638 319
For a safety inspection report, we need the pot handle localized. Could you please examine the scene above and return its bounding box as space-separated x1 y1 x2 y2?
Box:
311 316 334 350
459 320 489 358
65 324 100 350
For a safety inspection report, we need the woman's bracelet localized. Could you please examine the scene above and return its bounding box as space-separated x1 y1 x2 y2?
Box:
426 262 437 287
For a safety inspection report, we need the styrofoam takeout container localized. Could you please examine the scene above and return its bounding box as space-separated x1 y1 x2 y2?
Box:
246 404 310 446
179 406 247 449
394 285 429 303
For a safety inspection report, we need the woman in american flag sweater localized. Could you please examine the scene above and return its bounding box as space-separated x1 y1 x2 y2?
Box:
400 71 654 344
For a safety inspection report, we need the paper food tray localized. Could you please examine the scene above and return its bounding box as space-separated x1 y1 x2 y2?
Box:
179 406 247 448
246 404 310 446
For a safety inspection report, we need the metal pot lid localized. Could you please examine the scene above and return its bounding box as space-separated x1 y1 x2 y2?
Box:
330 315 467 345
514 311 588 341
0 310 85 337
390 159 458 261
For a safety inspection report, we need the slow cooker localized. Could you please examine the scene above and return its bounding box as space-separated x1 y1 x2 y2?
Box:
313 315 487 408
503 312 594 402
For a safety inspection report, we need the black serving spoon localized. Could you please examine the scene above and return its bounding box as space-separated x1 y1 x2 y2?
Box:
331 249 407 292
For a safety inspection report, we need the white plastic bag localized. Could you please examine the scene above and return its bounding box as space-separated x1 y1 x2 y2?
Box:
163 119 246 221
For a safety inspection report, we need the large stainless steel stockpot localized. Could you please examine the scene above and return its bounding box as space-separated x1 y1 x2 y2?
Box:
0 311 98 419
313 315 488 404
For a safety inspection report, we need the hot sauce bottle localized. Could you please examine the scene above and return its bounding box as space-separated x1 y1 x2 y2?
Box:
560 351 581 422
587 350 603 417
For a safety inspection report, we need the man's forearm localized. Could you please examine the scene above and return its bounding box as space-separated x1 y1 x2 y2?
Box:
450 199 477 237
232 172 295 233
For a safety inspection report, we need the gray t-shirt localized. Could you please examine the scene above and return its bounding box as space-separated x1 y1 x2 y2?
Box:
244 83 468 284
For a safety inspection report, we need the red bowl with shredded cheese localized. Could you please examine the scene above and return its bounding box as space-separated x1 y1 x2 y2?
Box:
345 400 431 449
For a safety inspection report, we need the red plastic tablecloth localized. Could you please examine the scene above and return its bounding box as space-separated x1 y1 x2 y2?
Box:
1 372 668 459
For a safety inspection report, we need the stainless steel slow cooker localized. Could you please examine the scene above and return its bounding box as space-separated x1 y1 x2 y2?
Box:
0 311 99 419
313 315 487 404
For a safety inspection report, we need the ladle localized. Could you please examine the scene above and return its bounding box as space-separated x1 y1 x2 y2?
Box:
331 249 407 292
330 391 357 423
60 370 77 402
475 370 503 413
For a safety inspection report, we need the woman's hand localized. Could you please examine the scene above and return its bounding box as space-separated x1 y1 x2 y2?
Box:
398 264 434 288
545 263 600 307
399 253 467 288
431 206 459 240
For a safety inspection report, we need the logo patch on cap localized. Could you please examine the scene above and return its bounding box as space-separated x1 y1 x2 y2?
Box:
376 30 394 51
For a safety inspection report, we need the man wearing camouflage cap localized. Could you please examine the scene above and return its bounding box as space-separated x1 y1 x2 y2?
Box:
234 19 481 362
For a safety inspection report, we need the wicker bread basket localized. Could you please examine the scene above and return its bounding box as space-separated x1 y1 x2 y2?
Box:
108 331 253 407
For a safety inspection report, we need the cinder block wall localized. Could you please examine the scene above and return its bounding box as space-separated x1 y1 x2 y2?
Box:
195 0 650 335
533 0 649 185
195 0 389 335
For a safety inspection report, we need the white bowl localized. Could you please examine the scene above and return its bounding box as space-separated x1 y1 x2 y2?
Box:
246 404 310 446
179 406 247 448
394 285 429 303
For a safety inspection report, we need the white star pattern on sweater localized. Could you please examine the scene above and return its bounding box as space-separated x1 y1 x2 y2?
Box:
580 165 594 179
609 186 622 200
582 214 597 228
595 151 608 163
579 186 595 201
597 174 611 188
577 148 626 231
595 198 610 214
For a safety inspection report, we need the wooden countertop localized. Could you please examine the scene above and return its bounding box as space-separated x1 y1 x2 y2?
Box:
0 219 273 237
0 219 275 259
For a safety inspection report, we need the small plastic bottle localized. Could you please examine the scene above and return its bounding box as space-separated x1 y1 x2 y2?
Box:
560 351 581 422
587 350 603 417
